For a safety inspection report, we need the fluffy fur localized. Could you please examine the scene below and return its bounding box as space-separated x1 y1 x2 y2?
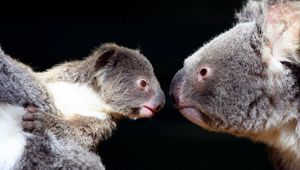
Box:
0 49 105 169
0 104 27 170
170 0 300 169
0 43 165 169
36 43 165 151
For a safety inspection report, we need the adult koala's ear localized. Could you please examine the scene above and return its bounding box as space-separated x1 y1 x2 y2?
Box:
235 0 262 23
259 0 300 70
237 0 299 72
94 43 120 70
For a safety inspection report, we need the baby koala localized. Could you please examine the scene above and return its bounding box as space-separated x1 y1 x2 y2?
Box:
170 0 300 169
25 43 165 152
0 43 165 169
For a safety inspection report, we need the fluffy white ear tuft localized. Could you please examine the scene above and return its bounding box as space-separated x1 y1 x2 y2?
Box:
262 1 300 65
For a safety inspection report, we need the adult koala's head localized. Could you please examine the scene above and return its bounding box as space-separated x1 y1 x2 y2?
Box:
170 0 300 139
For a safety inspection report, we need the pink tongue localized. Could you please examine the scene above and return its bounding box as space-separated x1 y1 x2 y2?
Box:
139 107 154 118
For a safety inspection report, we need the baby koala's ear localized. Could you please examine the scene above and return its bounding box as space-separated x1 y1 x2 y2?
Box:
94 43 120 70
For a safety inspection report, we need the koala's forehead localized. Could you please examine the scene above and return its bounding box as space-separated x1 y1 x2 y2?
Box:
114 49 155 77
184 22 257 72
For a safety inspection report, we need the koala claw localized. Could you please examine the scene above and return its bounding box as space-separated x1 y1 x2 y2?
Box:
22 109 45 133
22 121 43 132
26 105 38 113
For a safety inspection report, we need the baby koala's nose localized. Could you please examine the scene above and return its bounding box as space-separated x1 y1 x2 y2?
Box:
139 88 165 118
197 67 212 81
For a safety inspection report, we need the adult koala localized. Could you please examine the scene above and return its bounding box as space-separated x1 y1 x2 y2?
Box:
0 47 105 170
170 0 300 169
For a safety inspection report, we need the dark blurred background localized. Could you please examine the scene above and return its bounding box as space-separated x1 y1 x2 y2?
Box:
0 0 274 169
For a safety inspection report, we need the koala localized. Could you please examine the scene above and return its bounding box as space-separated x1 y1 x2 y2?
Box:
170 0 300 169
0 43 165 169
0 50 105 169
32 43 165 151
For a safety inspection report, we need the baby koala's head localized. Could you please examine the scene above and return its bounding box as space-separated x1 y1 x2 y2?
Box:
90 43 165 119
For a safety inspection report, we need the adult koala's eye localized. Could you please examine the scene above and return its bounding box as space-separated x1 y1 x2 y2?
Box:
137 79 148 90
198 66 211 81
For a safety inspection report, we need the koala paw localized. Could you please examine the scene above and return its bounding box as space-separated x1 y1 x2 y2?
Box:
22 106 45 133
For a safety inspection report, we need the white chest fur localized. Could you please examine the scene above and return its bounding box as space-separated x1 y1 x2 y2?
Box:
0 103 28 170
46 82 110 120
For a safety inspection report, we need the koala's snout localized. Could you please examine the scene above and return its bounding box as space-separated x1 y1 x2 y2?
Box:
170 69 185 107
139 88 165 118
152 89 165 112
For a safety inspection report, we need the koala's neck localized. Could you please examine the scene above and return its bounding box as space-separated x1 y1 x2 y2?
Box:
46 81 111 120
43 80 118 151
256 124 300 170
37 58 118 121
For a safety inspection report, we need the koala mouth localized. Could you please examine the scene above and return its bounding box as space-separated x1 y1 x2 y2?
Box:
127 105 158 120
179 106 211 128
136 105 156 118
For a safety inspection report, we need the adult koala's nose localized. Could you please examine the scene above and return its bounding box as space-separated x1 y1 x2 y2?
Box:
170 69 185 107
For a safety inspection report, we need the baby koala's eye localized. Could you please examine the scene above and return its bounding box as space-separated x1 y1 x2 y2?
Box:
140 80 147 87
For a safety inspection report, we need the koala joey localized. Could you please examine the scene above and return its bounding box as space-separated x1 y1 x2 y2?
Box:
34 43 165 151
170 0 300 169
0 43 165 169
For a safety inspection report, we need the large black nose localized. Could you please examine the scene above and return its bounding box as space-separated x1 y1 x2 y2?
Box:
169 69 184 106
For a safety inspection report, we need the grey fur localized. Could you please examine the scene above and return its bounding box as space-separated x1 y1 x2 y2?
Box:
235 0 262 23
16 133 105 170
0 49 105 169
0 49 58 114
170 0 300 169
